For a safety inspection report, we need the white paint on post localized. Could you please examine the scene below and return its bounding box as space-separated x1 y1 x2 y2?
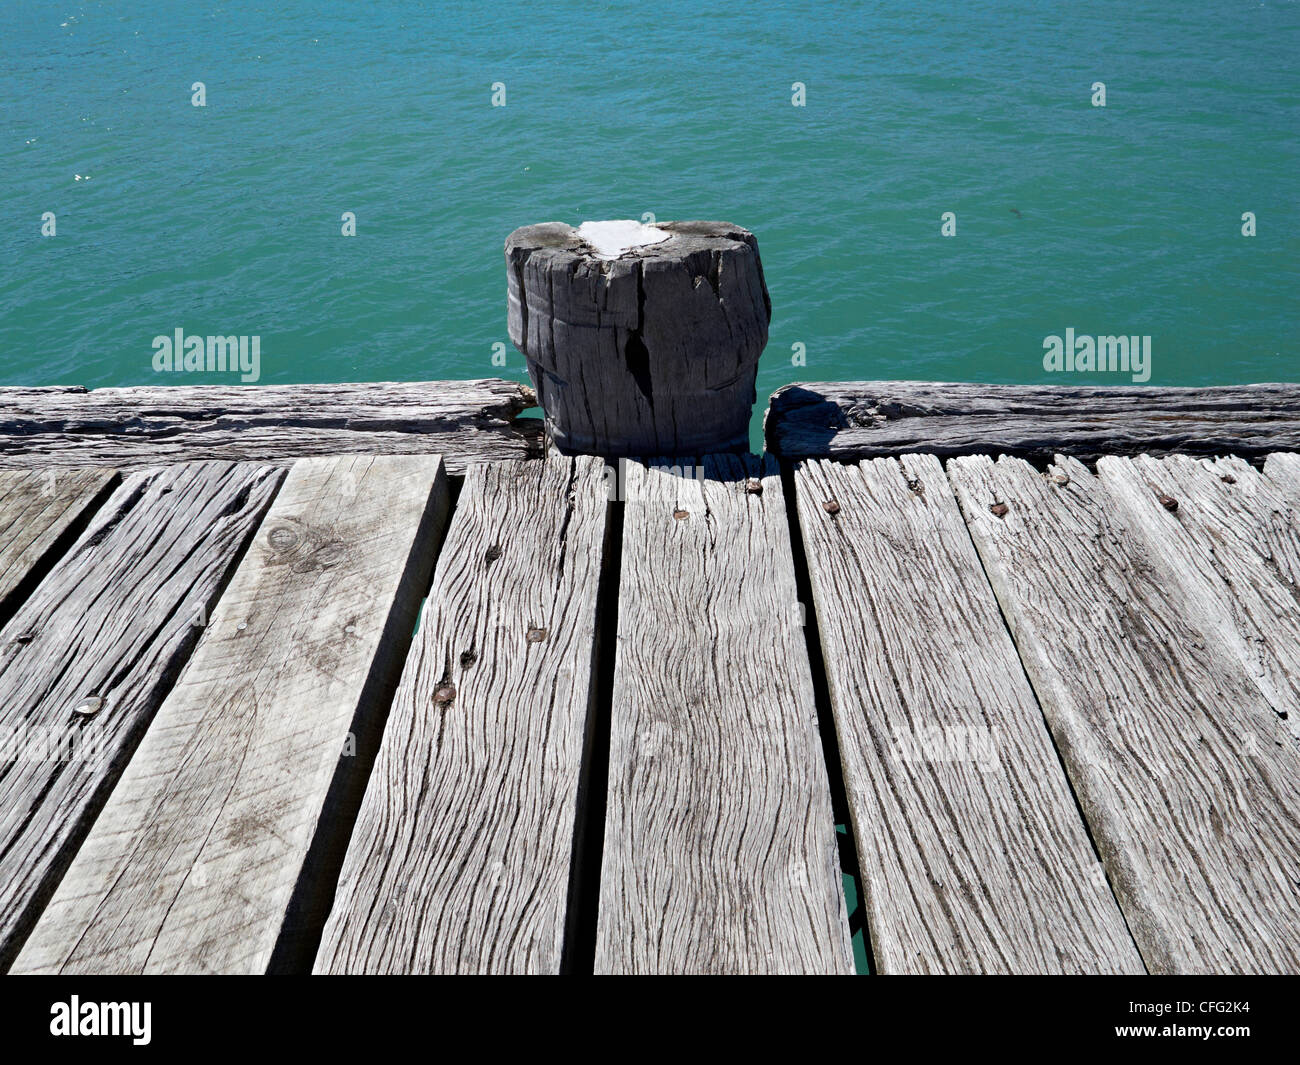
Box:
575 219 670 259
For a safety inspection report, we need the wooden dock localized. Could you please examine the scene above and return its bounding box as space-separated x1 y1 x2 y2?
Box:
2 379 1299 975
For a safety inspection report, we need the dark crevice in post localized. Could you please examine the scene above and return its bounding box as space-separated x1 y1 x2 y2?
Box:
267 466 455 974
560 467 621 974
623 262 654 409
0 472 120 634
513 258 529 361
779 460 876 975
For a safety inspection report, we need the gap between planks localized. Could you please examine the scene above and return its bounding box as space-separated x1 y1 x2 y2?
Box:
795 454 1143 973
595 455 854 975
946 451 1300 973
314 456 611 974
13 455 449 975
0 462 283 971
0 468 120 630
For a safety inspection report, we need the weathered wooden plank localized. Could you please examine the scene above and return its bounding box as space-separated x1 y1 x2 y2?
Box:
947 454 1300 973
1212 455 1300 590
766 382 1300 463
1097 454 1300 732
596 455 852 974
0 380 541 475
0 468 118 624
12 455 449 975
796 455 1142 973
1264 452 1300 513
314 455 610 974
0 461 282 971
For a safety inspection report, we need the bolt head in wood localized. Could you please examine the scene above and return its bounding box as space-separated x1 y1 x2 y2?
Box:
72 695 104 717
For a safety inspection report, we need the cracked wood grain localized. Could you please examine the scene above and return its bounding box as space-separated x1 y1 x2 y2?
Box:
596 454 852 974
0 461 282 971
0 380 540 475
0 468 118 625
13 455 449 974
1095 454 1300 739
766 382 1300 463
796 455 1143 973
314 455 609 974
506 222 769 455
948 453 1300 973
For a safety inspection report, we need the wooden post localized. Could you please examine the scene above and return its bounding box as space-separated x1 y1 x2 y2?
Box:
506 220 771 455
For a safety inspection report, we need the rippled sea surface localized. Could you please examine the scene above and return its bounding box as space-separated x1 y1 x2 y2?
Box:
2 1 1297 442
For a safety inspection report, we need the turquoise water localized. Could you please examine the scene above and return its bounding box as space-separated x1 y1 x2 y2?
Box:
3 1 1297 446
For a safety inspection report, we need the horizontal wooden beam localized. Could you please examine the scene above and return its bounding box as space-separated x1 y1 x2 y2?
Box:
0 380 541 475
766 381 1300 463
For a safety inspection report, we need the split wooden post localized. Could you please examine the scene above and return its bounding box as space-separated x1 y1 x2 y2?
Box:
506 220 771 455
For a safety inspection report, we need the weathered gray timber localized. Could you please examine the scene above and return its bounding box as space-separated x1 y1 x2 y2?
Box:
13 456 449 975
596 455 852 974
1097 454 1300 732
0 468 117 624
0 462 281 971
1209 455 1300 591
0 380 540 474
1265 451 1300 512
796 455 1143 974
767 382 1300 462
948 454 1300 973
506 221 770 455
315 456 610 974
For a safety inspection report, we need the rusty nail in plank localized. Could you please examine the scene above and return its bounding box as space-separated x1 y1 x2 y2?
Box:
990 502 1009 518
434 684 456 706
745 478 763 495
822 500 840 515
1158 493 1178 512
673 509 689 521
526 626 547 643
